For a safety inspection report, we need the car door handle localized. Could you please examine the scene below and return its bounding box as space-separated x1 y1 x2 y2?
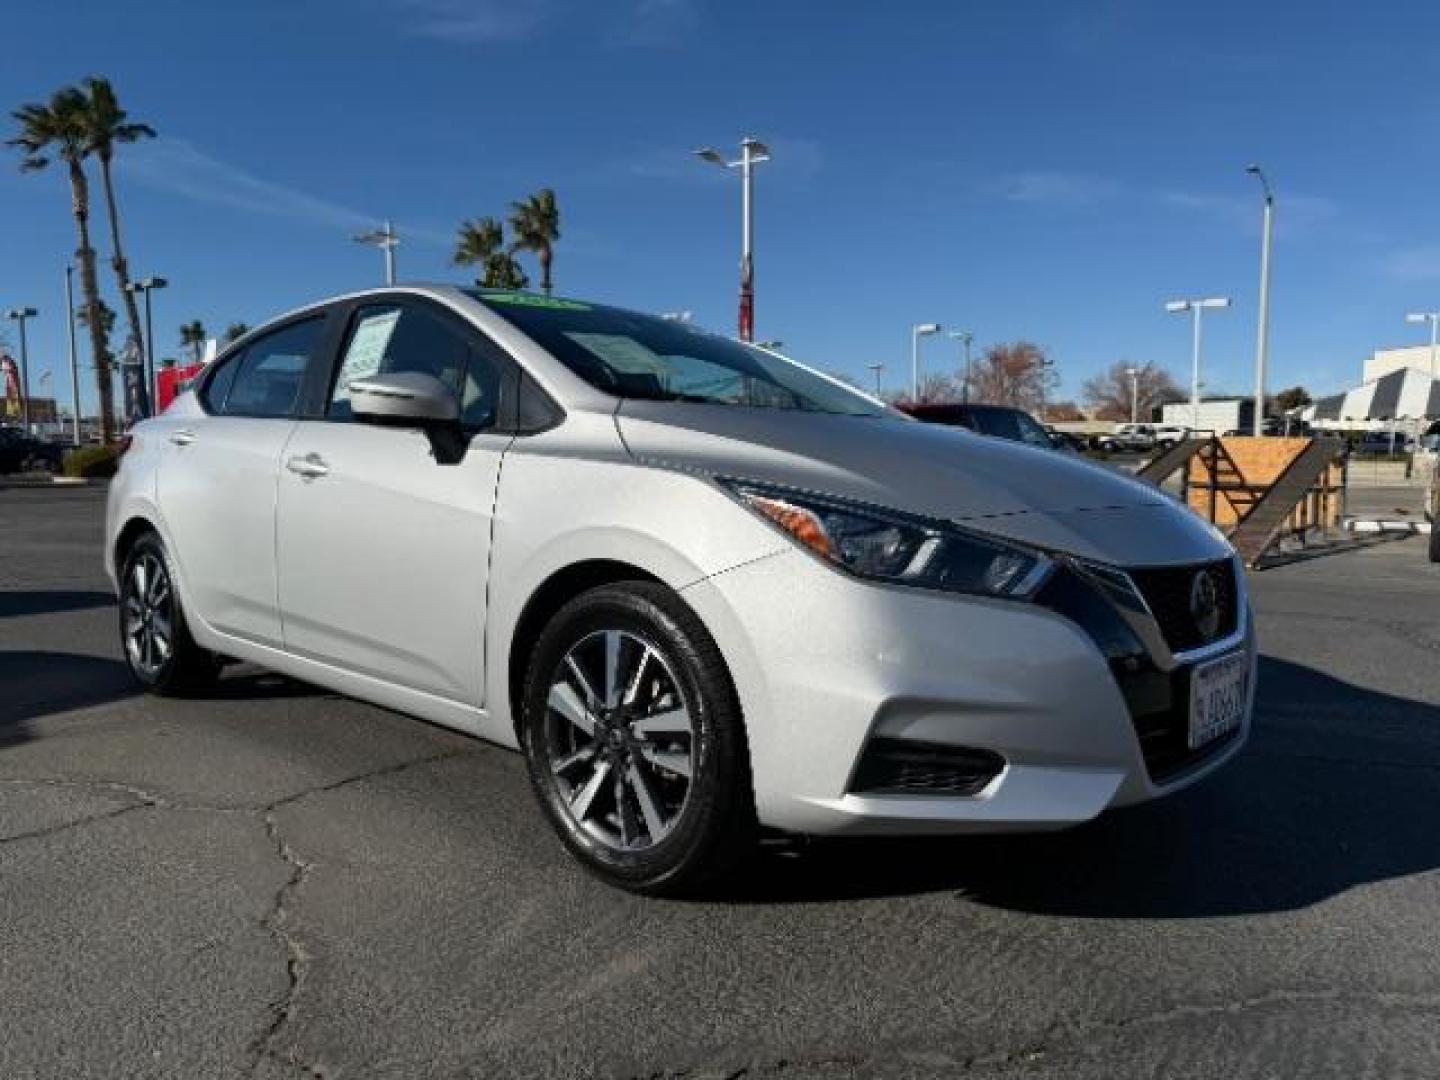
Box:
285 453 330 479
169 429 197 446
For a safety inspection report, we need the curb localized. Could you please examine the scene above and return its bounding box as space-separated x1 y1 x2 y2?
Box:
0 477 99 489
1343 518 1432 535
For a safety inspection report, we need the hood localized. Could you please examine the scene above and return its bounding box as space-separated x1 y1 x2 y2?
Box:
616 403 1230 566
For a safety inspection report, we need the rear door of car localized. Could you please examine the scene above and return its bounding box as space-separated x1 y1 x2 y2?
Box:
157 312 335 648
273 295 519 706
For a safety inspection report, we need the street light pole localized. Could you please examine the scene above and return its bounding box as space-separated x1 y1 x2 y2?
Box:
695 138 771 342
6 306 38 431
1126 366 1140 424
1247 164 1274 436
353 221 399 285
1165 297 1231 426
126 276 168 414
65 266 80 444
911 322 941 400
1405 311 1440 382
950 330 974 403
866 362 884 398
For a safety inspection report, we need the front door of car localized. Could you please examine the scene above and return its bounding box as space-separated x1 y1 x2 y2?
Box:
158 315 329 648
274 299 514 706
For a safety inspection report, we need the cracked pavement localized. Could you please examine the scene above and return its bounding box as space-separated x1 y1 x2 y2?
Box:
3 486 1440 1078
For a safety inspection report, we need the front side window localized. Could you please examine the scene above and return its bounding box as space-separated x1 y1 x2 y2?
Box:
221 318 324 418
469 291 886 418
329 303 504 429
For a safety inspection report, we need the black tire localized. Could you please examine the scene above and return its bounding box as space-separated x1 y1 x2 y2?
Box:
118 532 220 695
520 581 756 896
1429 523 1439 564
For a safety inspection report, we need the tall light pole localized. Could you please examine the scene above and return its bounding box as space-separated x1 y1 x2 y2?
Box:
65 266 80 444
695 138 770 342
1126 366 1140 424
1405 311 1440 382
1247 164 1274 435
866 362 885 398
911 322 941 400
353 220 399 285
6 306 38 431
1164 296 1231 426
949 330 974 402
126 276 167 414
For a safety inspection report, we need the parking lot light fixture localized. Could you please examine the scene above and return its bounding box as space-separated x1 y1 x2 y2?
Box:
353 220 399 285
695 139 771 342
5 306 38 430
126 276 168 413
1126 366 1140 423
949 330 974 402
911 322 942 400
1405 311 1440 381
866 361 884 398
1165 297 1231 426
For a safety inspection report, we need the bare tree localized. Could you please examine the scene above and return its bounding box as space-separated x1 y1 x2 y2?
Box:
1082 361 1182 421
1043 399 1086 422
966 341 1056 412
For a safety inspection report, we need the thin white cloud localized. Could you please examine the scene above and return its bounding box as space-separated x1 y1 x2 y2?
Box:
991 171 1120 206
399 0 552 42
398 0 697 45
119 137 452 247
121 137 375 230
1161 190 1341 235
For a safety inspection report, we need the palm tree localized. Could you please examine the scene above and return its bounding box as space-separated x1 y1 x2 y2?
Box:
9 87 117 439
81 77 154 372
508 188 560 295
453 217 529 289
179 320 207 364
222 322 249 345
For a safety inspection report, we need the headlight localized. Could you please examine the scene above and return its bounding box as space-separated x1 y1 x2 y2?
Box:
722 480 1053 599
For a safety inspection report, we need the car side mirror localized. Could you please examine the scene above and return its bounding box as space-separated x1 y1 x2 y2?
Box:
350 372 468 465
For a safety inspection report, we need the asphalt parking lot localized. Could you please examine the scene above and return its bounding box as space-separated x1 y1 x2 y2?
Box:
3 486 1439 1079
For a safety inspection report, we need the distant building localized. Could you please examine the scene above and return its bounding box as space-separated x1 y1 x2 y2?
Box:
1 396 59 424
1365 345 1440 383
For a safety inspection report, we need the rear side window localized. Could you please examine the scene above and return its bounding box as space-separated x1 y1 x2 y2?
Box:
201 356 240 412
222 318 324 418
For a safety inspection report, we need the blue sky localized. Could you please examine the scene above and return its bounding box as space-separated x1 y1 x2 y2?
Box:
3 0 1440 414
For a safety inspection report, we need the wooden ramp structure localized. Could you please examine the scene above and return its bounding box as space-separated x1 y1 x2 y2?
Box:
1136 436 1347 568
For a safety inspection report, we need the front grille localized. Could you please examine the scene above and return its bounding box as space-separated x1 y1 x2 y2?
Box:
1036 564 1241 784
1126 560 1238 653
849 738 1005 796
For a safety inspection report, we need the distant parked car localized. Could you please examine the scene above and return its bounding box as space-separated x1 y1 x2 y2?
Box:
1044 425 1089 453
1153 425 1192 450
0 427 63 475
1352 431 1411 456
900 402 1062 451
1097 423 1157 453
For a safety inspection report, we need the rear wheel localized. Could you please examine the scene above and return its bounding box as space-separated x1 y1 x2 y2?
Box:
1429 522 1439 563
119 533 220 695
521 582 755 895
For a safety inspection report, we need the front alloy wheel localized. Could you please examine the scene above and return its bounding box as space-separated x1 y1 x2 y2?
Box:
522 582 755 895
544 628 695 851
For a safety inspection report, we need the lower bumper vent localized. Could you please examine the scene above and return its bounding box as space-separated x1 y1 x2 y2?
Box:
849 738 1004 796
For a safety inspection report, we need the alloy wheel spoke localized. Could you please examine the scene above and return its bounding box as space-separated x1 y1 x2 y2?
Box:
603 630 623 708
633 707 691 739
622 645 653 707
569 759 611 821
551 745 595 777
564 655 602 711
548 682 596 737
639 746 692 779
615 769 639 847
627 763 668 841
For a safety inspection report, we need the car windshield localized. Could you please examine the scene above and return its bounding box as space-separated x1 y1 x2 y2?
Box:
468 291 887 418
970 407 1054 448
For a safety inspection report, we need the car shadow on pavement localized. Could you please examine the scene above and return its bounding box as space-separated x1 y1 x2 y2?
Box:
727 654 1440 917
0 590 116 619
0 651 139 745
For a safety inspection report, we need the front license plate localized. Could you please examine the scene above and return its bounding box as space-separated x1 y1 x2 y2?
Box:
1188 652 1248 750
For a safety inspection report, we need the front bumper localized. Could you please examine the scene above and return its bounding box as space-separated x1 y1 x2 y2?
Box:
681 549 1255 836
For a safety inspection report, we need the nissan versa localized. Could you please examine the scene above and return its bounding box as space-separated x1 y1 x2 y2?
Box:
105 286 1255 894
